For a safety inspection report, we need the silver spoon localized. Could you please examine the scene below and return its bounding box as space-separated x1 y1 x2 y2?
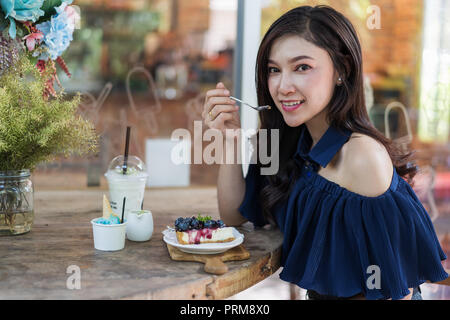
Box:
229 96 271 111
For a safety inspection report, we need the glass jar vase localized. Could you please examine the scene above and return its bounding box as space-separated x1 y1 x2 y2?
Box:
0 170 34 235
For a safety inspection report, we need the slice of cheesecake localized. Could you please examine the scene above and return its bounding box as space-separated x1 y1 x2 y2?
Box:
176 227 235 245
174 216 235 245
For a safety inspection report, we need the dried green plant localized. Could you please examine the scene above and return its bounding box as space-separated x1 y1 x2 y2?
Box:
0 54 98 171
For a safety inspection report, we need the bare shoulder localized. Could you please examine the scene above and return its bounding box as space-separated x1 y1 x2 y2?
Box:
339 133 394 197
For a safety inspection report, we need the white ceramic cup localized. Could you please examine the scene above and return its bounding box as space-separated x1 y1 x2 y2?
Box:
126 210 153 242
91 218 128 251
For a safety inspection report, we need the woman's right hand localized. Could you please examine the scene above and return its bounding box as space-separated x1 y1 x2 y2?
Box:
202 82 241 137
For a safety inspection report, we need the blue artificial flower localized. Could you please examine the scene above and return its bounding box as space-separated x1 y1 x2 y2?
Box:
34 1 75 60
0 0 45 38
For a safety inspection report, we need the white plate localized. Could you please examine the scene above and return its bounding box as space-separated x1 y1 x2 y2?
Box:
162 227 244 254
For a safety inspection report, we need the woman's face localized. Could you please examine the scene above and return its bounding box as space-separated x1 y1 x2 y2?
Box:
267 35 339 127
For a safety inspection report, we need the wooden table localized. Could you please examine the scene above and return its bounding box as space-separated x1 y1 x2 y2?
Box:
0 188 283 299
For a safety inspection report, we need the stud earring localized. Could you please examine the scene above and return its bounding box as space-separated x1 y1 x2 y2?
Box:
337 77 343 85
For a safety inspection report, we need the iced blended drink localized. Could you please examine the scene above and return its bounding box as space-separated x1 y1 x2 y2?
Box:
105 155 148 220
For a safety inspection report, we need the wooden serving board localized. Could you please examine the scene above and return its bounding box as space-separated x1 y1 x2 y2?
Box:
166 244 250 275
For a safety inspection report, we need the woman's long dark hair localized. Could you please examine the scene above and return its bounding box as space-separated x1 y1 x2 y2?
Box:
254 5 417 225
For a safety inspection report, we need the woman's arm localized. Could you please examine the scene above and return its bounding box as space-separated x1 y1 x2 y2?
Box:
217 134 248 226
202 82 247 226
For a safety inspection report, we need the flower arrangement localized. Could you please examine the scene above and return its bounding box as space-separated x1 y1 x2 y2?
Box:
0 1 97 235
0 54 97 234
0 0 80 97
0 0 97 170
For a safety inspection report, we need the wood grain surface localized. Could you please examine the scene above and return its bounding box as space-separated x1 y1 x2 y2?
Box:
166 244 251 275
0 188 283 300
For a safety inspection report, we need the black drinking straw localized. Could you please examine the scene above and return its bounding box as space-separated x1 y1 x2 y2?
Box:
122 126 131 174
121 197 126 224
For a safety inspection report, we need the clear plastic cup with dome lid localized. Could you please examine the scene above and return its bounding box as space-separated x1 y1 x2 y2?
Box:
104 155 148 222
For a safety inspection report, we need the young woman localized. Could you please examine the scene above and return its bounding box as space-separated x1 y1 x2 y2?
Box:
202 5 448 300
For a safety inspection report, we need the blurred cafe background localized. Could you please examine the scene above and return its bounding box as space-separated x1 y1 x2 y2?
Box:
33 0 449 299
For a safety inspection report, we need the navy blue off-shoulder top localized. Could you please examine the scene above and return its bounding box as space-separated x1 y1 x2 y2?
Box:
238 124 448 300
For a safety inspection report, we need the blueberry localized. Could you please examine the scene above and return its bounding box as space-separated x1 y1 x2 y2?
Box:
217 220 225 228
204 220 213 229
190 218 200 230
175 218 192 232
210 220 218 228
175 218 183 227
179 221 189 231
